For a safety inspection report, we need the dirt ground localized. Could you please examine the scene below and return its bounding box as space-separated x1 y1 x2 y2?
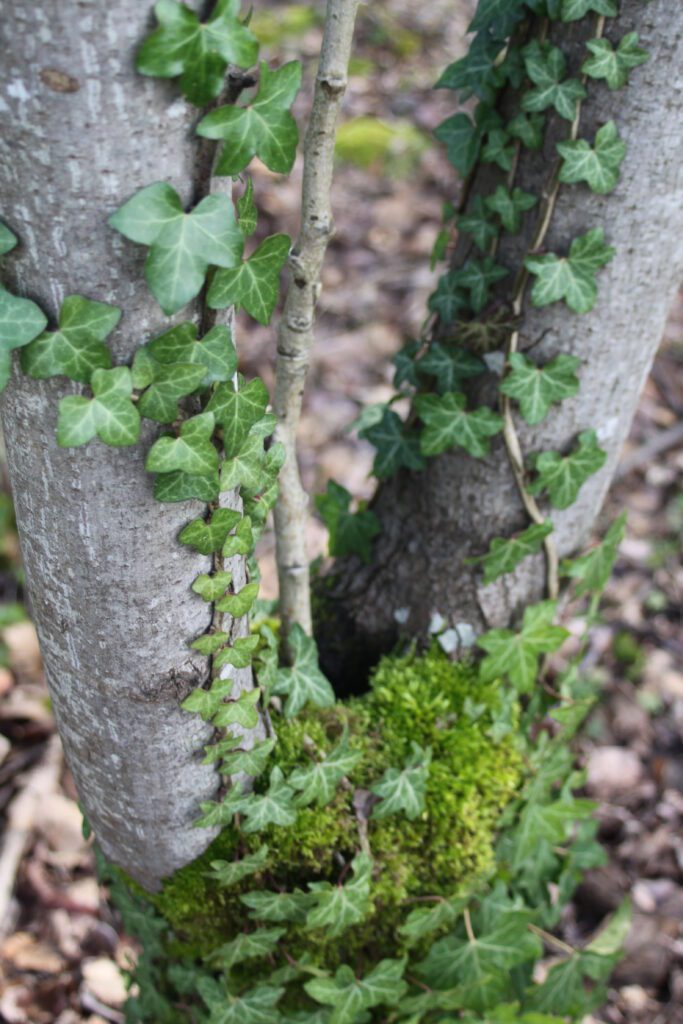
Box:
0 3 682 1022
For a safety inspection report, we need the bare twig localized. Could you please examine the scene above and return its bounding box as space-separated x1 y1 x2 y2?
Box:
274 0 360 642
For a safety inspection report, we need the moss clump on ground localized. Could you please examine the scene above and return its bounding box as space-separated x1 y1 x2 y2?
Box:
152 646 522 974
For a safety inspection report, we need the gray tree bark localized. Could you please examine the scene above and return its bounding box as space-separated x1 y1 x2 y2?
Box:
0 1 222 890
323 0 683 673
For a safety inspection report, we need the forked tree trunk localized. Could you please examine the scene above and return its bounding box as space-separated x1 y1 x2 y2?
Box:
0 1 221 890
323 0 683 680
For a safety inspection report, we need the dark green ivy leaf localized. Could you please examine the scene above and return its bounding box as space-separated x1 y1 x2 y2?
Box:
468 521 554 585
208 927 285 970
146 411 218 476
563 512 626 596
434 105 502 178
198 977 284 1024
304 958 407 1024
154 468 220 503
435 34 505 103
138 360 207 423
315 480 380 564
416 391 503 458
57 367 140 448
582 32 649 90
147 321 237 385
481 129 515 171
179 507 242 554
418 343 485 394
522 41 587 122
209 233 290 324
500 352 580 424
529 429 607 509
272 623 335 717
507 112 545 150
557 121 626 195
525 227 615 314
0 287 48 391
561 0 617 21
358 407 425 478
478 600 569 692
469 0 527 33
450 256 508 312
398 894 469 945
206 376 269 457
21 296 119 383
457 196 499 253
240 766 297 833
237 177 258 236
485 186 538 234
305 853 373 938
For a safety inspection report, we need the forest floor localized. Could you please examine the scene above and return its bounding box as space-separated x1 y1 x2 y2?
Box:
0 2 682 1022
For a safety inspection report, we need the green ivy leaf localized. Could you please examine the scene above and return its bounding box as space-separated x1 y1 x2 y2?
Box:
507 112 545 150
561 0 617 22
197 61 302 175
179 508 242 554
109 183 242 315
469 0 527 32
468 521 554 585
206 844 270 886
500 352 580 424
147 321 237 385
195 783 249 828
449 255 508 312
212 684 261 728
522 42 586 122
138 361 207 423
477 600 569 692
418 343 485 394
370 743 431 821
136 0 259 107
436 35 505 103
305 852 373 938
181 676 235 720
213 738 276 776
213 635 261 671
21 296 119 383
272 623 335 717
525 227 615 314
0 287 48 390
481 129 515 171
209 927 285 970
582 32 649 90
289 729 361 807
154 468 220 503
415 392 503 458
57 367 140 448
398 895 469 945
457 197 499 253
557 121 626 195
304 958 407 1024
0 222 17 256
429 271 469 324
315 481 380 564
209 234 290 325
434 105 501 177
563 512 626 596
198 978 284 1024
219 429 274 493
529 429 607 509
222 515 254 557
241 888 311 924
237 178 258 237
206 376 269 457
510 797 596 873
146 411 218 476
191 631 230 655
192 570 233 602
215 581 260 617
485 186 538 234
239 766 297 833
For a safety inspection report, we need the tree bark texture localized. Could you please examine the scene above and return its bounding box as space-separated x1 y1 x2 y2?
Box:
0 1 222 890
324 0 683 677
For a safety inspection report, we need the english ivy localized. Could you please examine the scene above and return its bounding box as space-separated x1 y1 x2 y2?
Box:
21 296 120 383
57 367 140 448
557 120 626 194
208 233 290 324
529 429 607 508
526 228 615 313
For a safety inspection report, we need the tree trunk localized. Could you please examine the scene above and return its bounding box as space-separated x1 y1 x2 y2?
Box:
0 1 221 890
323 0 683 681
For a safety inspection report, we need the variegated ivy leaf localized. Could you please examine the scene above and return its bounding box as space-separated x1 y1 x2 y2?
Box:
304 957 407 1024
146 411 218 476
315 481 380 564
145 321 237 386
214 737 276 775
154 468 220 503
305 853 373 937
57 367 140 448
272 623 335 717
507 111 545 151
239 766 297 833
358 407 425 478
481 129 515 172
418 343 485 394
206 844 270 885
137 360 207 423
209 234 290 325
477 600 569 693
214 635 261 671
136 0 259 107
192 570 233 602
557 121 626 195
197 977 284 1024
109 183 242 315
179 508 241 554
370 743 431 821
21 296 119 383
398 895 470 945
434 103 502 178
469 521 554 585
222 515 254 557
215 581 259 617
449 256 508 313
457 197 499 253
529 429 607 509
562 0 617 21
0 222 17 255
197 61 302 175
237 178 258 237
525 228 615 314
522 41 586 122
563 512 626 596
208 927 285 970
206 376 269 457
191 631 230 655
289 729 361 808
0 287 48 391
240 888 311 924
485 186 538 234
582 32 648 90
500 352 580 425
415 391 503 458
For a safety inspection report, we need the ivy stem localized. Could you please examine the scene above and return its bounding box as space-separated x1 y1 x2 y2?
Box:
528 922 576 956
273 0 360 646
464 907 476 943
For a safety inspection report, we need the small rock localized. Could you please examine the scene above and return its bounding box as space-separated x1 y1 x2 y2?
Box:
586 745 643 797
2 622 42 679
81 957 127 1008
619 985 652 1013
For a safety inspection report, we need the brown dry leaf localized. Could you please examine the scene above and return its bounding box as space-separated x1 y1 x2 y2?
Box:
0 932 65 974
81 958 127 1009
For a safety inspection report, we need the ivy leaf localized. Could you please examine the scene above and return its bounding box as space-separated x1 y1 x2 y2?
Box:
522 42 586 122
416 392 503 458
213 738 276 775
181 676 235 720
147 321 237 385
195 784 250 828
154 468 220 503
222 515 254 557
469 0 527 32
507 112 545 150
213 636 261 671
563 512 626 596
485 186 538 234
468 521 554 585
209 234 290 324
529 429 607 509
138 361 207 423
392 341 420 388
146 411 218 476
136 0 259 107
582 32 649 90
525 227 615 314
197 61 302 175
510 797 596 873
0 287 48 390
198 978 284 1024
305 853 373 938
500 352 580 424
481 129 515 172
477 600 569 692
289 729 361 808
212 685 261 728
398 895 469 945
215 581 260 617
21 296 119 383
237 178 258 237
457 197 499 253
109 183 242 315
57 367 140 448
272 623 335 717
370 743 431 821
209 928 285 970
241 888 311 924
561 0 617 21
0 222 17 255
240 765 298 833
359 408 425 478
557 121 626 195
191 631 230 655
192 570 233 602
434 105 501 178
206 377 269 457
315 481 380 564
304 958 407 1024
428 272 469 324
450 256 508 312
418 343 485 394
436 35 505 103
179 508 242 554
206 844 270 886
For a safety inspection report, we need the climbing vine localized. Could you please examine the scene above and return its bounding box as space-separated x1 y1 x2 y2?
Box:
0 0 651 1021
